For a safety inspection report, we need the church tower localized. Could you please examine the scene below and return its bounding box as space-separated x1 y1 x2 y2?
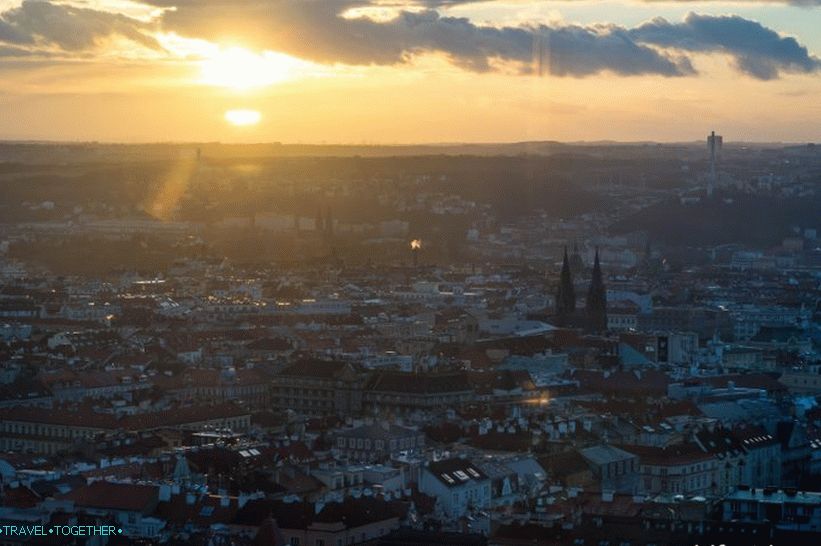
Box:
585 248 607 333
570 242 585 275
555 247 576 325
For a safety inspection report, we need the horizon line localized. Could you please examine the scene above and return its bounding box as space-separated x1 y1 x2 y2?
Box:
0 138 818 147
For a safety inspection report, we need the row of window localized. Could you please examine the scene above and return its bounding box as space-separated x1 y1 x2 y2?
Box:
275 387 334 397
2 422 96 439
451 485 490 506
288 529 384 546
336 435 423 451
277 398 333 409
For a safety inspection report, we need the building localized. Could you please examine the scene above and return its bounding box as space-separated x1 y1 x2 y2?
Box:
59 481 164 538
419 457 491 518
364 371 474 414
333 422 425 463
585 249 607 333
707 130 723 197
0 403 251 454
722 488 821 534
579 444 639 494
637 306 734 341
735 427 782 488
271 359 365 416
694 427 746 495
555 247 576 326
237 497 405 546
624 443 716 497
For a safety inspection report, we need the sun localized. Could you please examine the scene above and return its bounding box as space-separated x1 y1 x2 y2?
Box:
225 109 261 126
199 46 305 90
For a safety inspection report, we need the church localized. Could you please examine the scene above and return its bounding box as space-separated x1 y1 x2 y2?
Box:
554 245 608 333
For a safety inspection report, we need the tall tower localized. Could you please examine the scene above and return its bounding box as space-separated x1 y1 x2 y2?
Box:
570 242 585 275
555 247 576 325
585 248 607 333
707 131 722 197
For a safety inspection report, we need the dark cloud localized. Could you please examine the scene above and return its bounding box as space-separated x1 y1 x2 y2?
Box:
144 0 818 79
145 0 690 76
0 44 40 56
0 0 159 53
419 0 821 5
2 1 819 80
641 0 821 4
631 12 821 79
535 24 695 77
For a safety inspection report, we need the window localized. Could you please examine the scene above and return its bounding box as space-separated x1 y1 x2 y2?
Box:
316 540 324 546
290 538 300 546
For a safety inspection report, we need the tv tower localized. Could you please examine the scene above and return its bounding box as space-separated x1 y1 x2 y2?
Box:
707 130 722 197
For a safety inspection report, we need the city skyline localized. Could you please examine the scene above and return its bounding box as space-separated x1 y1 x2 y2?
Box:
1 0 821 143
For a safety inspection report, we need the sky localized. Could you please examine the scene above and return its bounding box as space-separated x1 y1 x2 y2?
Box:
0 0 820 143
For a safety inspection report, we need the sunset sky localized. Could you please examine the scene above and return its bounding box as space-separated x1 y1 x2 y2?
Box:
1 0 820 143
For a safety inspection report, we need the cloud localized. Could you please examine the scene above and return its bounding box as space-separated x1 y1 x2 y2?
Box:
0 44 42 56
143 0 690 76
0 0 159 53
630 12 821 79
142 0 818 79
421 0 821 5
3 1 819 81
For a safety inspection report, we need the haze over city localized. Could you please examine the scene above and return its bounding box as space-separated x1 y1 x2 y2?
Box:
1 0 821 143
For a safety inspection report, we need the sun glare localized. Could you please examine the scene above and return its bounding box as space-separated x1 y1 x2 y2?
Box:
225 109 261 126
199 46 305 90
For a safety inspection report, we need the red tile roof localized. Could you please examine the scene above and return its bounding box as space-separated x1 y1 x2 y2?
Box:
61 481 159 513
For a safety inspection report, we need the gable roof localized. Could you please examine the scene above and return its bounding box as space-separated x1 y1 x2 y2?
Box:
428 458 488 488
366 371 471 394
279 359 357 379
61 481 158 513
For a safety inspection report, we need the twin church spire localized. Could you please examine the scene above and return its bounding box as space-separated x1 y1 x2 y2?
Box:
554 245 607 332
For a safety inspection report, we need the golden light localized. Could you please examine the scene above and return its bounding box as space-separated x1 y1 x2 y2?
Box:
410 239 422 250
225 109 261 126
199 46 306 90
147 157 198 220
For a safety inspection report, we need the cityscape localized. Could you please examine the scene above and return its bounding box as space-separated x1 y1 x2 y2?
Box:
1 1 821 546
